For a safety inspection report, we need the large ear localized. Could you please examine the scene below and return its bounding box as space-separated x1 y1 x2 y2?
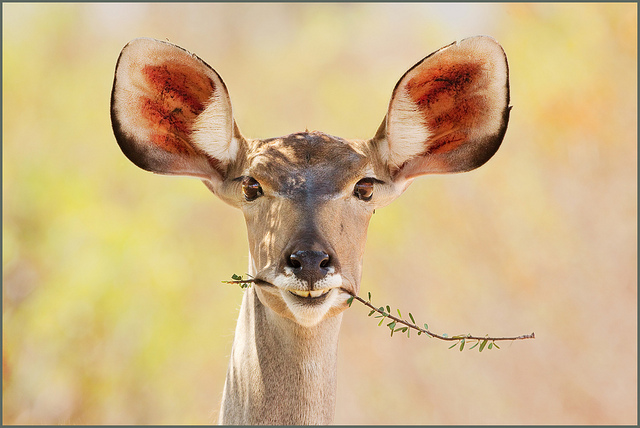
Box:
110 38 242 182
373 36 510 182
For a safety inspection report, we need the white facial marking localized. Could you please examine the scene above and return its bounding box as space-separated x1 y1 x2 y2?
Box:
274 270 308 290
271 271 344 327
283 287 340 328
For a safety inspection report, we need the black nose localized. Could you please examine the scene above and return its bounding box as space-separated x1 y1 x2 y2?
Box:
287 250 331 286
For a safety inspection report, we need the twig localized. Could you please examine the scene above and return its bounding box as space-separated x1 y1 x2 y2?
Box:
222 279 257 285
222 274 535 351
221 275 256 289
347 293 535 347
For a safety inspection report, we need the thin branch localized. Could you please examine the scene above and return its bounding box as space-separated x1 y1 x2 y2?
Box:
221 275 256 289
348 293 535 343
221 275 535 350
222 279 257 285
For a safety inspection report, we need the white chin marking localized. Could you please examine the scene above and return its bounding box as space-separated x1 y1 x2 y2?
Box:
273 272 344 327
285 289 339 327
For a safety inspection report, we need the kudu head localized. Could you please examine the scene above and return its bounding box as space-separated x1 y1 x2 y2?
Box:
110 36 510 328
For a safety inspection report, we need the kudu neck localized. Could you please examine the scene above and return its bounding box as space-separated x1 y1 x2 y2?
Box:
219 285 343 424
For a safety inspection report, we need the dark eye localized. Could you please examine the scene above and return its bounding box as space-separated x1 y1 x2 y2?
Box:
242 177 263 201
353 178 374 201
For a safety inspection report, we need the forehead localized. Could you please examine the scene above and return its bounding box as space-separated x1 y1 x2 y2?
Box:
248 131 368 196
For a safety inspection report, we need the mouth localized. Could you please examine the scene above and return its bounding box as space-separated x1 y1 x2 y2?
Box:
253 276 352 327
254 279 333 300
287 288 333 299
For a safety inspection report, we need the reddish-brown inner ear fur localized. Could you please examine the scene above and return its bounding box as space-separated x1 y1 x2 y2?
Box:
405 60 488 155
138 61 216 157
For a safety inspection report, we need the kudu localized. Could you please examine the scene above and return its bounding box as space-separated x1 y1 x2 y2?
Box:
110 36 510 424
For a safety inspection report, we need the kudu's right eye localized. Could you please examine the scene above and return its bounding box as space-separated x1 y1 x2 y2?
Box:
242 177 263 201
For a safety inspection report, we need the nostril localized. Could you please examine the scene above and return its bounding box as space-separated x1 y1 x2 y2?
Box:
288 253 302 269
287 250 331 272
319 255 330 269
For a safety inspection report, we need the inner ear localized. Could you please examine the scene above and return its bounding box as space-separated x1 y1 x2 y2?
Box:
379 36 510 180
110 38 239 181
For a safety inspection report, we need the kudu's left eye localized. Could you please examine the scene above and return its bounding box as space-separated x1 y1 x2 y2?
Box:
242 177 263 201
353 178 374 201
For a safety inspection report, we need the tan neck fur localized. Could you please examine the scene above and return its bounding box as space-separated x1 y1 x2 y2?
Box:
218 285 342 424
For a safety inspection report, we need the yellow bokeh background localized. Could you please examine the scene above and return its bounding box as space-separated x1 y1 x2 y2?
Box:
3 3 636 424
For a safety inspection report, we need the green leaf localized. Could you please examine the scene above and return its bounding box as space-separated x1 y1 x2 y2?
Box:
424 323 429 330
493 342 500 349
368 310 375 317
387 321 396 330
448 342 458 349
459 339 465 352
442 333 448 338
397 308 402 318
386 305 391 314
479 339 488 352
409 312 415 324
231 273 242 280
346 296 354 307
368 291 371 302
417 331 422 336
488 342 493 350
378 318 385 326
469 342 479 350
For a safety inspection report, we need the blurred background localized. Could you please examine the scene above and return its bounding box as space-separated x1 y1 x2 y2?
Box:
3 3 636 425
